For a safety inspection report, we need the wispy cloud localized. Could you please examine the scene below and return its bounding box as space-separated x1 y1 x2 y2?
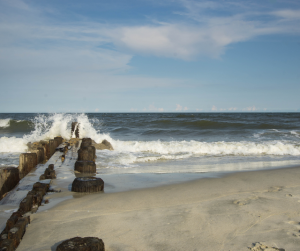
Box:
1 0 300 63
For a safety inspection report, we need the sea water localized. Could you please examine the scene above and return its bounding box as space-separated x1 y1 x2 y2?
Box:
0 113 300 175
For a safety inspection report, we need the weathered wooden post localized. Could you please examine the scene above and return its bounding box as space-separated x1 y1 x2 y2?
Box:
18 153 37 179
71 122 79 138
0 166 20 200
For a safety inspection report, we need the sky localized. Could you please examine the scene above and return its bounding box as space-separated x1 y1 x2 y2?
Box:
0 0 299 113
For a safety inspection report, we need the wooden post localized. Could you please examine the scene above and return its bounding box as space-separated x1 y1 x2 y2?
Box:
71 122 79 138
18 153 37 179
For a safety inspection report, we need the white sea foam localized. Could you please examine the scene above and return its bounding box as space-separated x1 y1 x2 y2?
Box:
112 140 300 156
0 113 111 153
0 137 27 153
291 131 300 138
1 113 300 171
0 119 10 128
95 140 300 169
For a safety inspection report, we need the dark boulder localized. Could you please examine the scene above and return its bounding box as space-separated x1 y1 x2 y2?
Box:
56 237 105 251
93 140 113 151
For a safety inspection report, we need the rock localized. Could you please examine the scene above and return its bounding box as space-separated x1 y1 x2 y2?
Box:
0 166 20 200
78 146 96 161
56 237 105 251
71 122 80 138
18 153 37 179
93 140 113 151
71 177 104 193
74 161 96 173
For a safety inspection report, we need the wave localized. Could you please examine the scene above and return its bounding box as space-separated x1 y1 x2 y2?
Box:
0 119 10 128
112 140 300 156
0 113 112 152
0 119 33 133
95 139 300 169
146 119 295 130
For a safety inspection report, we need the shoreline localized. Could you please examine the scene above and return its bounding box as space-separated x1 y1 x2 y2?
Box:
16 165 300 251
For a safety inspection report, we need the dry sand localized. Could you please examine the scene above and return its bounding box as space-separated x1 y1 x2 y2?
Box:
17 166 300 251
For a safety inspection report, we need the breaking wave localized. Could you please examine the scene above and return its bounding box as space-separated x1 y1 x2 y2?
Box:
0 113 111 152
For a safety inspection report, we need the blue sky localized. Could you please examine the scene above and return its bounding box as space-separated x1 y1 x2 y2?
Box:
0 0 299 112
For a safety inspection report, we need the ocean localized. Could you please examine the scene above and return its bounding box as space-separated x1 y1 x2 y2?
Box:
0 113 300 176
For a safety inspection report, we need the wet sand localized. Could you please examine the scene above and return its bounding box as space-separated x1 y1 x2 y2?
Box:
17 166 300 251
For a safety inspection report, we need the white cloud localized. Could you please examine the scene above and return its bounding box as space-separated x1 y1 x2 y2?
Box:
1 0 300 64
145 104 164 112
272 9 300 20
176 104 182 111
244 106 257 111
211 105 217 111
95 108 99 112
175 104 188 111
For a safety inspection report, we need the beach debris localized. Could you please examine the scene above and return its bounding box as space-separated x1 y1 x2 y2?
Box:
71 177 104 193
56 237 105 251
248 242 285 251
93 139 114 150
40 164 56 180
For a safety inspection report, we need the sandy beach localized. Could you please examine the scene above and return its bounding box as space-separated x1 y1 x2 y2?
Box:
14 166 300 251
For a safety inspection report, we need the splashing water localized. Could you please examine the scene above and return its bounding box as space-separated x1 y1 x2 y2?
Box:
0 113 300 174
0 113 111 152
